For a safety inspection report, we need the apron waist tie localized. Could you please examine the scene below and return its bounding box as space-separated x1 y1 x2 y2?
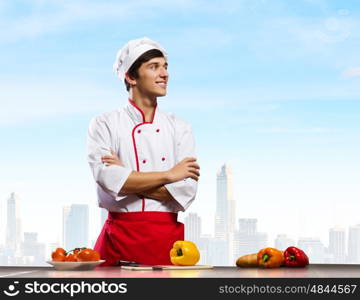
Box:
108 211 178 222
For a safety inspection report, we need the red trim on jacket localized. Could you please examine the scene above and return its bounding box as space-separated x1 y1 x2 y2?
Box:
129 98 158 212
128 98 157 123
131 124 142 172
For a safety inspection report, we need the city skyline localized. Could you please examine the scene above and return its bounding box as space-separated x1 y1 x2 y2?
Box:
1 175 357 249
1 161 359 266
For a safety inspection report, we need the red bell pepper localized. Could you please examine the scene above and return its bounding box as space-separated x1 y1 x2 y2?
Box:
284 246 309 267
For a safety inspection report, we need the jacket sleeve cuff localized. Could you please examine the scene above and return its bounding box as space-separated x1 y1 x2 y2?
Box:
97 165 132 199
164 178 197 211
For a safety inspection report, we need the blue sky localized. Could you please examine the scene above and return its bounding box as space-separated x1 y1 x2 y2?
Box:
0 0 359 246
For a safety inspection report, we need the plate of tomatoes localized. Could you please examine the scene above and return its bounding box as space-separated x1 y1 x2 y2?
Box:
47 247 105 271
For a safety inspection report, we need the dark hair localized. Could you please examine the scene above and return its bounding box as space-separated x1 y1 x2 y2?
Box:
124 49 165 91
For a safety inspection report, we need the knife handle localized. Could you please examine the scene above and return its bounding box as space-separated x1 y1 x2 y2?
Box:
116 260 139 266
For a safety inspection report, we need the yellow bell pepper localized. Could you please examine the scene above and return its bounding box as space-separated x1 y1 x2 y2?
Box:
170 240 200 266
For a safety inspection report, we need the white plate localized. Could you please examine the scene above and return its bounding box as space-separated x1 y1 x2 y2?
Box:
46 260 106 271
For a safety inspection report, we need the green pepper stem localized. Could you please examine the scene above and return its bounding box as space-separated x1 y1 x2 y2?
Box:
263 254 269 262
176 248 183 257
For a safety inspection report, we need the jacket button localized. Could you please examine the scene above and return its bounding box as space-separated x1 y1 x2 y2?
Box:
142 159 146 164
138 129 141 134
161 157 165 161
156 129 160 133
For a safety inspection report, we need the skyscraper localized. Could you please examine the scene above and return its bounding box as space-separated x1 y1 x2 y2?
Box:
238 219 257 235
184 212 201 243
214 164 236 265
184 212 208 263
208 239 229 266
328 227 346 263
348 224 360 263
63 204 89 250
274 234 295 250
22 232 46 266
297 237 325 263
6 192 22 254
215 164 236 239
234 218 268 259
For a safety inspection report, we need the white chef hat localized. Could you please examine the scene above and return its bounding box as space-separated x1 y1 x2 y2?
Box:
113 37 168 81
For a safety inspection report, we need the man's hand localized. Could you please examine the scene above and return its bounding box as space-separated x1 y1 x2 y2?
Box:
166 157 200 182
101 149 123 166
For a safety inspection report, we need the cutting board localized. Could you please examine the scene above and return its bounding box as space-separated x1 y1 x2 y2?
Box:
121 265 213 271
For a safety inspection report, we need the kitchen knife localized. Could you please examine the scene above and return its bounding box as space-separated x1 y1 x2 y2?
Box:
116 260 163 270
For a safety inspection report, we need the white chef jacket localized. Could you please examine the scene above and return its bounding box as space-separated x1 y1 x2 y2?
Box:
87 99 198 213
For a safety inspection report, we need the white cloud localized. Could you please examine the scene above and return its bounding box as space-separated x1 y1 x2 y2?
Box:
338 9 350 16
0 78 126 125
342 67 360 79
166 27 236 54
0 1 131 42
247 15 360 63
0 0 244 43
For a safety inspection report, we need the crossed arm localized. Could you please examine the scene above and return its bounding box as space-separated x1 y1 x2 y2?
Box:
101 150 200 202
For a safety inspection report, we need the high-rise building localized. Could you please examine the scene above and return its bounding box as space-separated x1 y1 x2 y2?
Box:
185 213 212 264
328 227 346 263
238 219 257 235
198 234 211 265
63 204 89 250
215 164 236 239
347 224 360 263
214 164 236 265
234 218 268 259
21 232 46 266
184 212 201 243
275 234 295 250
208 239 228 266
297 237 325 263
6 192 22 254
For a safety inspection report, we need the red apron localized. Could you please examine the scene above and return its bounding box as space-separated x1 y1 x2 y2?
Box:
94 211 184 266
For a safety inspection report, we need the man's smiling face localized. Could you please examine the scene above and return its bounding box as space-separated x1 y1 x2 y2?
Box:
135 57 169 97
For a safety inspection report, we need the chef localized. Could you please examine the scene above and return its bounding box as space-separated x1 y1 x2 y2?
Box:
87 37 200 266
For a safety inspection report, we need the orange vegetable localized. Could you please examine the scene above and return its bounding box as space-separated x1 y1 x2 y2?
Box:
77 248 100 262
65 253 78 262
51 247 100 262
257 247 284 268
236 253 258 267
51 248 66 262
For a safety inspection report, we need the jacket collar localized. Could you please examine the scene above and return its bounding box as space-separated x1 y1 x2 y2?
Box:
125 98 158 124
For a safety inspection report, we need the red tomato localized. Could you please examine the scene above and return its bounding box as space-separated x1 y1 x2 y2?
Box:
77 248 100 261
65 253 78 262
51 248 66 262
